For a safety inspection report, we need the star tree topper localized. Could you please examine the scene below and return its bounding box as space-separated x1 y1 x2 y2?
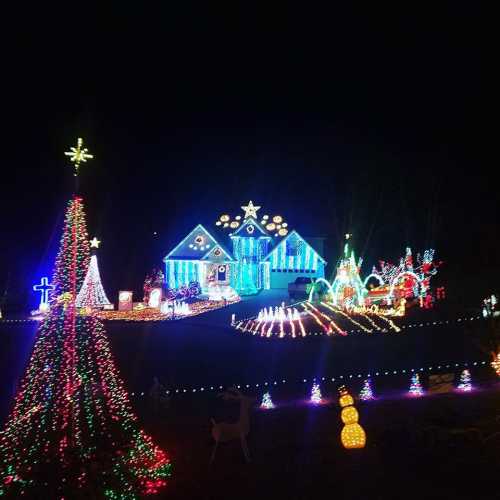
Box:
241 200 261 219
64 137 94 176
90 237 101 249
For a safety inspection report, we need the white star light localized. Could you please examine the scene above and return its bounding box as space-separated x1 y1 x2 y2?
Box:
241 200 261 218
90 237 101 249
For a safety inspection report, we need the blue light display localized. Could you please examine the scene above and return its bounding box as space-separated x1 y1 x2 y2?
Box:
33 277 55 309
163 206 326 294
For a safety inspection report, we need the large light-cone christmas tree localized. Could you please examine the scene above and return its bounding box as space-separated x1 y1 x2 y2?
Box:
0 196 171 498
76 238 112 309
52 195 91 298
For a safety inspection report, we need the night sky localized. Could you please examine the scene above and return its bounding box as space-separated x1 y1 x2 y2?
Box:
0 5 495 311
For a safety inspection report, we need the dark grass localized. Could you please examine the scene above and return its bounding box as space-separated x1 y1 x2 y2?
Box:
144 387 500 499
0 294 496 499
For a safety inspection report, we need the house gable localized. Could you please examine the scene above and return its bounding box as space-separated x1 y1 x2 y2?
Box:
163 224 224 261
264 230 327 270
231 217 269 237
201 243 235 262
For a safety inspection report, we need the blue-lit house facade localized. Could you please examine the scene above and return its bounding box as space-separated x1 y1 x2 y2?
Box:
163 224 236 293
163 206 326 294
264 229 326 289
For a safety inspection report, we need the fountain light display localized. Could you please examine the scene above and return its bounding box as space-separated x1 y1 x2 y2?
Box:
232 301 401 338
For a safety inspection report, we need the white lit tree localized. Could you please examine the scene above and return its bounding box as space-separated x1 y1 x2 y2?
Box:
75 237 111 309
359 378 375 400
408 373 424 397
310 383 323 404
457 369 472 392
260 392 275 409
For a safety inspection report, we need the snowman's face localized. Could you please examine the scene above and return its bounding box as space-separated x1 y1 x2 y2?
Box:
339 393 354 408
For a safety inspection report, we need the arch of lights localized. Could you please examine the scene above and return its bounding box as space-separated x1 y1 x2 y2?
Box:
308 277 334 303
388 271 425 300
362 273 385 289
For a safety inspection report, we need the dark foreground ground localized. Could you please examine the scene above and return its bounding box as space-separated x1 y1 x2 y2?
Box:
0 291 487 403
0 293 496 499
146 385 500 500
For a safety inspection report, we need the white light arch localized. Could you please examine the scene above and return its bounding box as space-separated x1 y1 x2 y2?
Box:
308 278 334 303
388 271 423 298
363 273 385 289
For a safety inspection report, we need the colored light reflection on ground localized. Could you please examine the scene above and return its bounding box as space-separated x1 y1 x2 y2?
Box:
98 297 240 322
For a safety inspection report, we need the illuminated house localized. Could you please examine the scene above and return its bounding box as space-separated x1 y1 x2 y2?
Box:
163 201 326 294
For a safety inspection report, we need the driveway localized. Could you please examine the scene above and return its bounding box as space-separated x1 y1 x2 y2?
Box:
191 289 290 327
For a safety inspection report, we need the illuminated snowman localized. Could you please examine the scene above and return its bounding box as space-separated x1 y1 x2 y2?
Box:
338 386 366 449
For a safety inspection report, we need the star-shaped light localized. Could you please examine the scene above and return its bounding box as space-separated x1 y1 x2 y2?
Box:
64 137 94 176
241 200 261 219
90 237 101 249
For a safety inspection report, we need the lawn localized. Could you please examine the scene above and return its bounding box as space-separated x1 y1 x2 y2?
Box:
0 293 496 499
142 384 500 499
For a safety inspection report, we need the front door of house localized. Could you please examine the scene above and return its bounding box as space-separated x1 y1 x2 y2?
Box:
217 265 227 282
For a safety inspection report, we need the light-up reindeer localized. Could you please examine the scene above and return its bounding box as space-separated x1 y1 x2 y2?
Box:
210 387 254 464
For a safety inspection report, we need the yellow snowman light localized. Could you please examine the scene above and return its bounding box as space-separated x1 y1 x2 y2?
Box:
339 386 366 449
339 391 354 408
